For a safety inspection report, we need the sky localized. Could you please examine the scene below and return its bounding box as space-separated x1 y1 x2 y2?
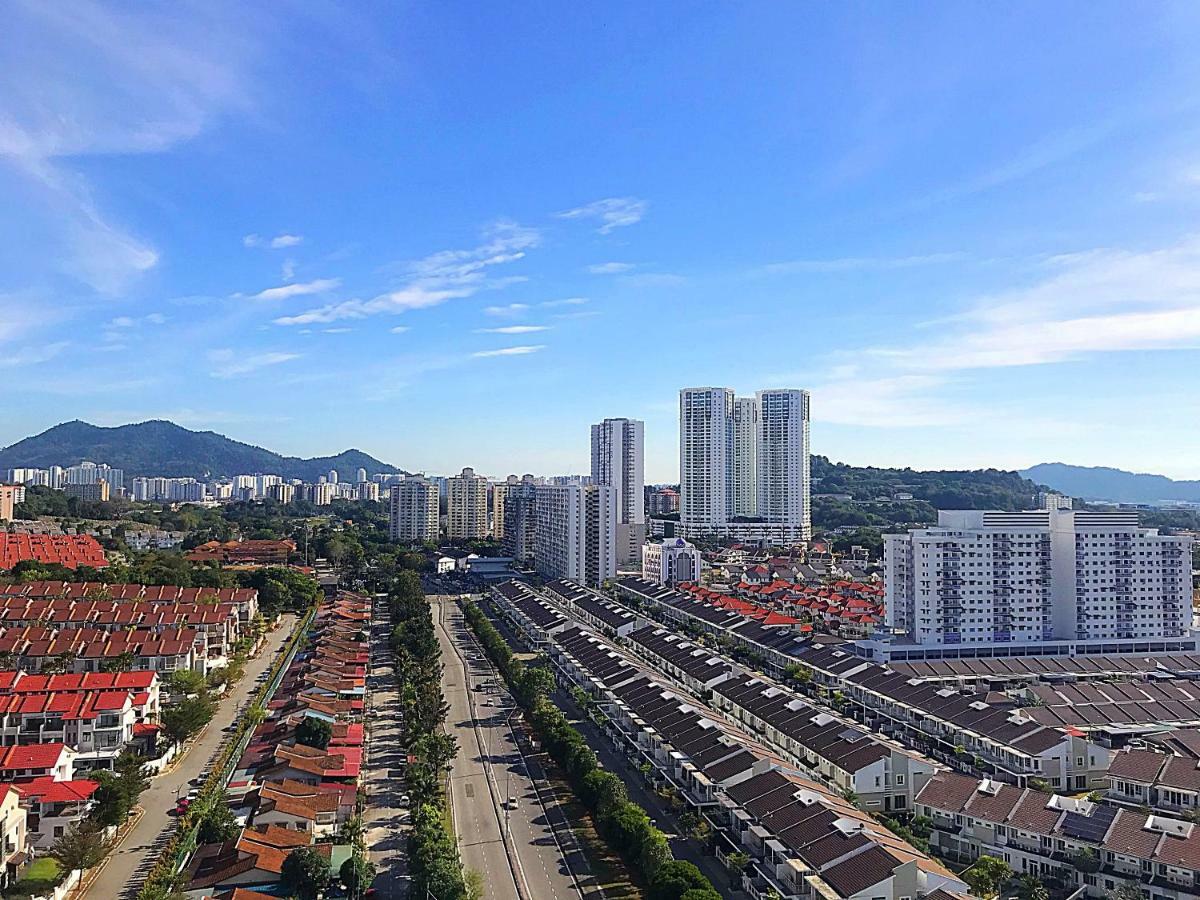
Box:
4 2 1200 483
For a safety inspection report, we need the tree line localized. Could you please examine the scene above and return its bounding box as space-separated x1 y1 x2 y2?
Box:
463 602 726 900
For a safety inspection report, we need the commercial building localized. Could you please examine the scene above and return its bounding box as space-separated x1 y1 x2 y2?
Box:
389 477 439 542
534 484 617 587
590 418 646 566
447 467 488 540
880 509 1194 660
679 386 811 544
642 537 702 585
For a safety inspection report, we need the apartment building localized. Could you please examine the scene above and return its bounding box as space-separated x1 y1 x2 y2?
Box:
388 476 439 542
491 478 512 540
501 476 537 565
591 418 646 566
0 487 15 524
534 484 617 587
679 387 734 531
882 509 1194 659
732 396 758 517
447 467 488 539
755 389 811 540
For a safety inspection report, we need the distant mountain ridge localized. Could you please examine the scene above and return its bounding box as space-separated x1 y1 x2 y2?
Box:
0 420 400 482
1021 462 1200 505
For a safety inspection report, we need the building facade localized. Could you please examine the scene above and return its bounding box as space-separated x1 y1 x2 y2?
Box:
447 467 489 540
755 389 811 539
731 396 758 517
678 387 733 531
883 509 1194 656
641 537 702 585
389 477 440 542
502 477 538 565
534 484 617 587
590 418 646 567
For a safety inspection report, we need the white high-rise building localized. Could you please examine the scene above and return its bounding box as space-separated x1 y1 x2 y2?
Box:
356 467 368 484
731 397 758 518
502 476 538 565
390 476 440 542
590 418 645 567
883 509 1194 659
755 389 811 539
328 469 339 485
679 387 734 531
534 484 617 587
447 467 489 539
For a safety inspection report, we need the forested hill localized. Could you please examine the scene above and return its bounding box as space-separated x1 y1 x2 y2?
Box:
0 420 399 481
813 455 1045 510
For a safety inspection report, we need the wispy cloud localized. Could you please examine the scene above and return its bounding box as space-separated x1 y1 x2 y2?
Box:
618 272 686 288
389 325 410 334
558 197 647 234
484 303 531 317
250 278 341 302
277 220 538 326
321 327 352 334
540 297 588 308
472 345 545 358
208 349 302 378
587 262 634 275
0 342 69 369
759 253 964 275
475 325 549 334
244 233 304 249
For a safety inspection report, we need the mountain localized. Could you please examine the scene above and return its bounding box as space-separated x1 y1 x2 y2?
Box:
0 420 400 482
1021 462 1200 505
813 455 1044 510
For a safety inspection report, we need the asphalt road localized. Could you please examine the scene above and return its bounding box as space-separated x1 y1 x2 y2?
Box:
437 597 587 900
86 614 297 900
364 595 409 898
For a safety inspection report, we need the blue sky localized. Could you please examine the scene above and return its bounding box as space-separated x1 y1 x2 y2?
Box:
4 2 1200 482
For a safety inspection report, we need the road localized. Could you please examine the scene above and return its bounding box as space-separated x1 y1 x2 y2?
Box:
363 595 408 897
435 597 587 900
86 614 298 900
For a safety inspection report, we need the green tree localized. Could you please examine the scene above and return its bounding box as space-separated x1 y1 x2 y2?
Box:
197 796 240 844
280 847 332 900
100 650 137 673
724 850 751 886
50 823 107 880
339 852 376 895
296 717 334 750
1108 885 1144 900
1017 873 1051 900
161 695 215 747
963 856 1013 900
167 669 208 697
649 860 712 900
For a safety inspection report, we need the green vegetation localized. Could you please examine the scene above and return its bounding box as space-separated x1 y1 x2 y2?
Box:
464 601 726 900
295 716 333 750
280 846 333 900
3 856 63 899
89 752 152 827
962 855 1013 900
49 823 108 882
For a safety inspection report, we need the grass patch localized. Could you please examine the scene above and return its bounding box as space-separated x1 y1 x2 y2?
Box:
4 857 63 899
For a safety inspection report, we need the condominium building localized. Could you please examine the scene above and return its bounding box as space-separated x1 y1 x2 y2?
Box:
389 477 440 542
678 387 733 531
356 467 368 484
678 386 811 542
63 481 110 503
641 537 702 585
447 467 489 540
491 477 516 540
590 418 645 566
356 481 379 502
306 482 333 506
755 388 811 538
882 509 1194 659
731 396 758 517
646 486 680 516
502 476 538 565
64 462 123 493
534 484 617 587
267 482 295 505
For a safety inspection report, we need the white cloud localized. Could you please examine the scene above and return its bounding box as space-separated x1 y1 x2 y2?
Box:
540 297 587 308
587 262 634 275
475 325 549 334
250 278 341 302
389 325 410 334
484 303 531 317
281 259 296 281
558 197 647 234
270 234 302 249
0 342 68 369
277 220 538 326
759 253 964 275
322 327 351 334
472 345 545 358
208 349 301 379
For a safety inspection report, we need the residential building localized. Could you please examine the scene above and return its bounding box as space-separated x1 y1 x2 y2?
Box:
0 487 15 524
355 481 379 502
306 482 333 505
266 482 295 504
356 467 367 484
447 467 488 539
881 509 1194 659
534 484 617 587
732 396 758 517
755 389 811 539
646 487 680 516
491 477 515 540
642 537 702 585
389 477 439 542
64 462 123 493
12 778 97 848
0 785 26 890
0 535 108 571
1039 491 1073 511
63 480 110 502
502 476 538 565
679 387 734 532
591 418 646 566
